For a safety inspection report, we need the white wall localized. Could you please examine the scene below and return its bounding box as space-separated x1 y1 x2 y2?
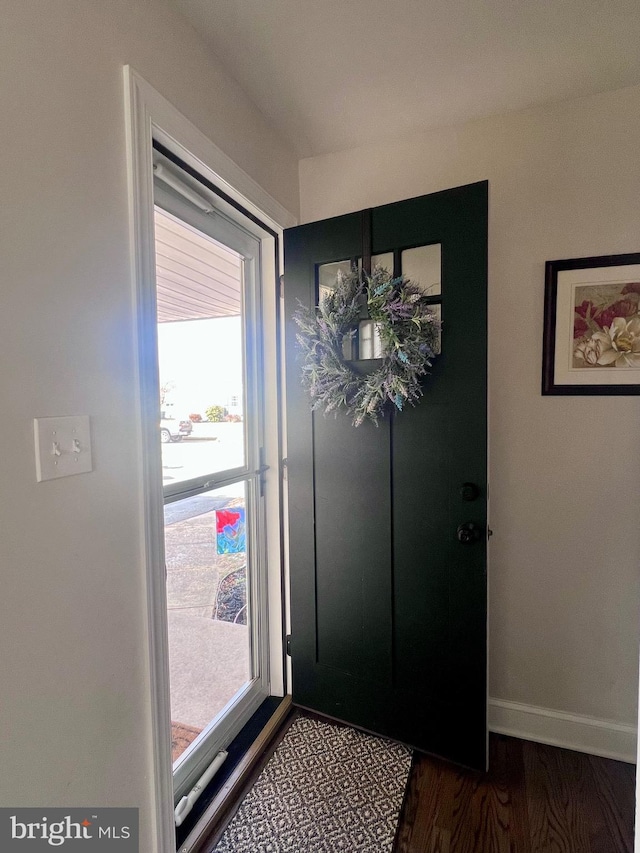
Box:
299 85 640 738
0 1 297 849
2 0 637 843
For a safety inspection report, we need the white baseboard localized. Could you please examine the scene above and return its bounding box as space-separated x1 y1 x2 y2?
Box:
489 698 637 764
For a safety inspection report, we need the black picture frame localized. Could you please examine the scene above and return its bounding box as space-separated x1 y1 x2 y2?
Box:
542 252 640 395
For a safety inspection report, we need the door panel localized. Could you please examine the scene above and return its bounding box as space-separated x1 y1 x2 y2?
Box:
314 414 393 685
284 182 488 769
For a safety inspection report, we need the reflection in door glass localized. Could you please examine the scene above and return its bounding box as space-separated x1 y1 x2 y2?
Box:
317 259 352 302
155 207 246 488
371 253 394 273
317 255 394 305
166 482 252 763
359 319 384 359
431 304 442 354
401 244 441 295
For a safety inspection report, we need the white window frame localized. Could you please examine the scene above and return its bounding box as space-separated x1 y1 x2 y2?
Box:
155 180 271 799
123 66 295 851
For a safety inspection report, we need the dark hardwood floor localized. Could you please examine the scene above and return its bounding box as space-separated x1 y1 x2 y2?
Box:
394 734 636 853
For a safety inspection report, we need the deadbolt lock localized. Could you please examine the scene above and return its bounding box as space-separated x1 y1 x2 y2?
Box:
460 482 480 502
457 522 482 544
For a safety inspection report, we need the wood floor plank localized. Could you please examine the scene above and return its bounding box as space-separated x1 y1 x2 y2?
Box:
393 754 424 852
446 765 485 853
395 753 455 852
574 749 625 853
587 754 635 853
523 740 583 853
419 769 452 853
394 735 635 853
398 738 525 853
431 825 451 853
438 766 472 852
448 736 531 853
395 735 635 853
552 744 593 852
489 735 532 853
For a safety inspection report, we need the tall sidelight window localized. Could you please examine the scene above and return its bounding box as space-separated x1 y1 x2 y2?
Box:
153 152 272 800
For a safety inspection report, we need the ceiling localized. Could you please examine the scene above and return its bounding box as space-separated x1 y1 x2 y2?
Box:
154 208 241 322
173 0 640 158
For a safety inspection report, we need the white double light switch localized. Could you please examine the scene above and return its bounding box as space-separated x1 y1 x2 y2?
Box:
34 415 93 482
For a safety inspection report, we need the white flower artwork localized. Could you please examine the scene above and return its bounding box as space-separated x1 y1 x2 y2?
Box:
572 283 640 369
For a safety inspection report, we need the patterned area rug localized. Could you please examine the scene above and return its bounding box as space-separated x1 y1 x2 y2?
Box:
214 715 412 853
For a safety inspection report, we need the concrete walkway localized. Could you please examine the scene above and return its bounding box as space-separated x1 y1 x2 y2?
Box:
165 498 249 740
168 612 249 729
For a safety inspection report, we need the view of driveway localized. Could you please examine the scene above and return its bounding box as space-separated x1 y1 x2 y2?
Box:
162 421 245 486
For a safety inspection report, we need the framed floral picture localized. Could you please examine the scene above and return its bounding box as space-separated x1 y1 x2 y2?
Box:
542 253 640 395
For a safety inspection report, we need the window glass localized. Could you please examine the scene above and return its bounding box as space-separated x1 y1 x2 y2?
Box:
317 259 352 302
166 483 252 764
401 244 441 296
155 208 246 488
371 252 394 273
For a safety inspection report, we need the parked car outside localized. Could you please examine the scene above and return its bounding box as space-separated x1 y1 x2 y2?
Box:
160 418 193 443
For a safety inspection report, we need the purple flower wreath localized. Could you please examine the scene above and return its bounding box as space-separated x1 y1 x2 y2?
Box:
293 267 441 426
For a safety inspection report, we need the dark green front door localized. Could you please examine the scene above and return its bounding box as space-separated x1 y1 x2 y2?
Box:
284 181 488 769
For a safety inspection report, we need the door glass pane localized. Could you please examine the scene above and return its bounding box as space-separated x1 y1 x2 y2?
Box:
166 482 251 764
317 259 356 358
359 320 384 359
401 244 441 295
155 207 246 487
431 304 442 354
355 254 394 275
317 259 352 302
318 255 394 299
371 252 394 273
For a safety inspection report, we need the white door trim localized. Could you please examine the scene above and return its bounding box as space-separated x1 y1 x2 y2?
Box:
125 68 296 233
123 65 295 852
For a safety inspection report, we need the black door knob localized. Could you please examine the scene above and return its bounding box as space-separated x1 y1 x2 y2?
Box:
457 522 482 544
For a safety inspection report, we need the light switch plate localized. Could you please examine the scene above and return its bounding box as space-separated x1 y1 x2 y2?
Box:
34 416 92 482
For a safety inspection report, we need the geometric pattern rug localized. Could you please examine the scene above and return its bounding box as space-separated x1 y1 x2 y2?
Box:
213 715 412 853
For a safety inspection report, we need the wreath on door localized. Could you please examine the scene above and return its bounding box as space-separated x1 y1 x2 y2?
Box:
293 267 441 426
